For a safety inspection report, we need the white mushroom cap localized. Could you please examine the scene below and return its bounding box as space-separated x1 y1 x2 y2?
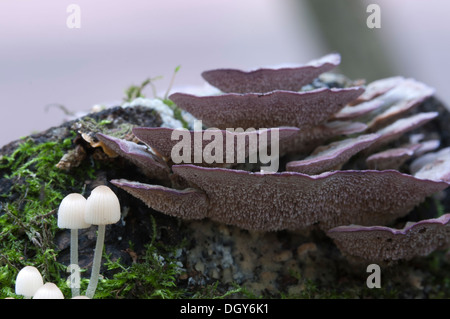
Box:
33 283 64 299
85 185 121 225
58 193 91 229
15 266 44 298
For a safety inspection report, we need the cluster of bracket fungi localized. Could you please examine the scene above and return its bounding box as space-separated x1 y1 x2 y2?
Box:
95 53 450 263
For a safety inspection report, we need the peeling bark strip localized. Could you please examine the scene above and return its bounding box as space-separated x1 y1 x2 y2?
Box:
201 53 341 93
112 166 449 232
169 87 364 129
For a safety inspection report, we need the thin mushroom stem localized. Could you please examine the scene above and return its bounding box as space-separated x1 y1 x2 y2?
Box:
85 225 105 299
70 229 80 297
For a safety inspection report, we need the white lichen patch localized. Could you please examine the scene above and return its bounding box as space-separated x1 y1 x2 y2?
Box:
122 98 184 129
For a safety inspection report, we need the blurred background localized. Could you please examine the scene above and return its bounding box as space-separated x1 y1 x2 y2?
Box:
1 0 449 146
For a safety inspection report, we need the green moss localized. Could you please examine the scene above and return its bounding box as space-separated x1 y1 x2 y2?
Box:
123 66 189 129
123 65 181 103
0 135 96 297
96 244 183 299
76 116 135 140
162 98 189 129
87 216 242 299
124 76 162 102
0 137 240 298
0 123 448 299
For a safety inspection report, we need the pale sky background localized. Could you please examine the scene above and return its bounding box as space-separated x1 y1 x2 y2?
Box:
0 0 449 146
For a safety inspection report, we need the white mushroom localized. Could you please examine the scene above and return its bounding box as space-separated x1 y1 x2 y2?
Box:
33 283 64 299
15 266 44 299
84 185 121 298
57 193 91 297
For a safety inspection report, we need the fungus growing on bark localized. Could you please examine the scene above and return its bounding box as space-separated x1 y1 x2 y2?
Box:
332 99 383 121
111 180 208 220
131 126 299 168
327 214 450 262
411 147 450 182
169 87 364 130
364 112 438 154
87 53 450 263
279 120 369 155
286 134 379 174
96 133 171 181
348 76 405 105
363 78 435 131
366 145 420 170
201 53 341 93
112 166 449 231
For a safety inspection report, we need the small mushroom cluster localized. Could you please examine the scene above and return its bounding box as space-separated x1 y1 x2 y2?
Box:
8 185 121 299
58 185 121 299
12 265 67 299
12 265 90 299
95 53 450 263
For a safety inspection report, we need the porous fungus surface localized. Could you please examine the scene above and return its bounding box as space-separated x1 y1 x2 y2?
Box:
169 87 364 129
88 54 450 263
364 78 435 131
111 180 208 220
132 126 300 167
411 147 450 183
327 214 450 262
286 134 379 174
113 165 449 231
3 54 450 299
201 53 341 93
366 144 420 170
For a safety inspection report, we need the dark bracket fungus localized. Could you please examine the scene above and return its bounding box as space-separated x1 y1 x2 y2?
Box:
365 139 440 171
271 120 368 156
364 112 438 154
364 78 435 132
92 53 450 262
201 53 341 93
132 126 300 167
110 180 208 220
169 87 364 130
95 133 171 181
112 166 449 232
332 99 383 121
411 147 450 183
414 139 441 157
286 134 379 175
327 214 450 262
348 76 405 106
365 144 420 170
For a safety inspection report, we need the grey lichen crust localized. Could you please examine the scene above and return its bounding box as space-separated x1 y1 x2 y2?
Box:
93 53 450 262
